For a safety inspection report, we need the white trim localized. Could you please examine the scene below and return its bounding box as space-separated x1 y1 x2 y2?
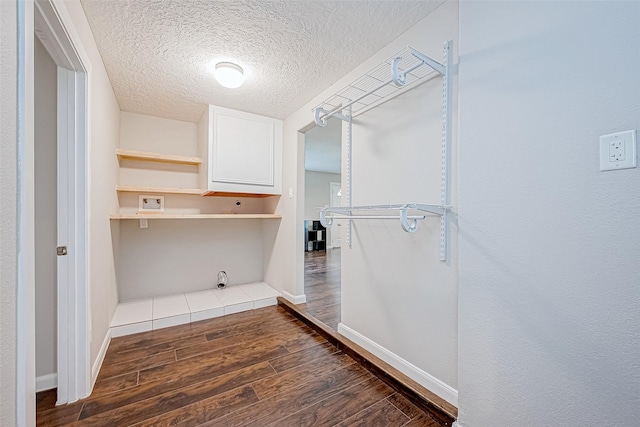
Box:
337 323 458 407
36 374 58 393
282 290 306 305
329 181 342 248
35 0 91 404
17 0 37 425
35 0 92 72
91 328 111 389
55 65 71 405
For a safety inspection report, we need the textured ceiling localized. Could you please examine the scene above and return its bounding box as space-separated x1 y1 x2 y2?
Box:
305 117 341 174
80 0 444 122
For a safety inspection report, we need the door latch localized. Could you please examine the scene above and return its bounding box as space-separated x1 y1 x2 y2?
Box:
57 246 67 256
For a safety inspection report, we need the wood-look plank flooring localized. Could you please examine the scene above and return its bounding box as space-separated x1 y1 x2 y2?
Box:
36 305 444 426
301 248 341 331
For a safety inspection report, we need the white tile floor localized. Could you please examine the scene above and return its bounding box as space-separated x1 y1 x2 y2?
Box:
110 282 281 337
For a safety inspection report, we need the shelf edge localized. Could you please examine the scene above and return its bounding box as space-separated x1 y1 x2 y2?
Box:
116 149 202 165
116 185 203 195
110 214 283 220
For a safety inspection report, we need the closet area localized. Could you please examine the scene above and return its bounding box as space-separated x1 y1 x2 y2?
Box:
314 42 452 258
298 31 459 408
109 105 282 337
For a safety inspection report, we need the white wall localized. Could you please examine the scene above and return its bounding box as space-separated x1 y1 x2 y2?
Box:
341 1 458 398
304 171 340 220
34 35 57 384
63 1 121 368
120 112 201 189
120 111 199 156
267 0 459 402
117 219 264 300
0 0 19 423
457 2 640 426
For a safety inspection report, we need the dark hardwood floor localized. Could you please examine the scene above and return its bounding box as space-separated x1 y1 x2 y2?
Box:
301 248 341 331
36 304 444 426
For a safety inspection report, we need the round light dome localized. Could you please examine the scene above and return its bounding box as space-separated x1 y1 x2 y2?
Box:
214 62 245 89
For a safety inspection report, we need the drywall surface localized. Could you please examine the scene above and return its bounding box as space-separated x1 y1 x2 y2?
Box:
119 111 200 189
120 111 199 155
262 127 303 299
342 0 459 394
117 219 264 300
272 0 459 399
63 1 121 367
457 2 640 426
304 171 341 220
34 35 57 381
0 1 18 423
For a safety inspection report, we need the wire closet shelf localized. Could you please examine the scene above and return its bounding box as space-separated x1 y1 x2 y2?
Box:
313 45 447 126
313 41 452 261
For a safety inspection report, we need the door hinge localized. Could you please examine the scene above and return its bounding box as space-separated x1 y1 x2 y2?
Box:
57 246 67 256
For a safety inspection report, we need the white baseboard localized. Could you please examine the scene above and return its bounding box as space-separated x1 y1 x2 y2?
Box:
91 328 111 389
36 373 57 392
337 323 458 407
281 290 306 304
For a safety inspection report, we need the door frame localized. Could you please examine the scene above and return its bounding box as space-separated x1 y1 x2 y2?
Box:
34 0 91 404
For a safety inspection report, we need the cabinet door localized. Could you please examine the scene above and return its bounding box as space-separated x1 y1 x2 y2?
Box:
210 111 276 186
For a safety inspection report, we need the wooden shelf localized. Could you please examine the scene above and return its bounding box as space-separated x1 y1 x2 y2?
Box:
110 214 282 220
116 149 202 165
201 191 277 198
116 185 202 195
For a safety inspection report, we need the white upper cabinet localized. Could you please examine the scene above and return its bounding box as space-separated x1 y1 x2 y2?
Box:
199 105 282 196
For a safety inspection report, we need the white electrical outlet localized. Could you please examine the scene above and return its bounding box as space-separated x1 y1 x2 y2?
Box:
609 140 625 161
139 218 148 229
600 130 637 171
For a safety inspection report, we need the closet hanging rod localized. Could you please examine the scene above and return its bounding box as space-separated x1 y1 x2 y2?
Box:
323 203 446 216
321 214 426 221
320 203 447 233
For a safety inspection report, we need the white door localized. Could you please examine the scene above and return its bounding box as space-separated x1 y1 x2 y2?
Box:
330 182 342 248
36 0 92 404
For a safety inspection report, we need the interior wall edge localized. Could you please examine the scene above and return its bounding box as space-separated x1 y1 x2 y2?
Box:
281 290 307 305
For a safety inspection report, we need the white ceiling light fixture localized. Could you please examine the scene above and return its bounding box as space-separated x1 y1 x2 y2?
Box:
214 62 245 89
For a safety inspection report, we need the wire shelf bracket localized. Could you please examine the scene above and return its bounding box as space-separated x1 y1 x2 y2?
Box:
314 40 453 261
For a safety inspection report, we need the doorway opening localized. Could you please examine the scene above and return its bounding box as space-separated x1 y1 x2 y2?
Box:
33 0 91 405
34 31 58 397
302 117 342 330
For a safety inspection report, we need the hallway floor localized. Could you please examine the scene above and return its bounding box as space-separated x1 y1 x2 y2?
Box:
301 248 341 331
36 305 443 426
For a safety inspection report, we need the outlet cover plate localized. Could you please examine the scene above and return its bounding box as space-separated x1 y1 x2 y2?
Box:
600 130 636 171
